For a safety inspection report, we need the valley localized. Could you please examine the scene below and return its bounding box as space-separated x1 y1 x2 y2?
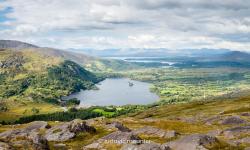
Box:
0 40 250 149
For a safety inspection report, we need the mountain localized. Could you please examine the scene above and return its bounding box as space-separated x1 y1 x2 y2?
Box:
0 40 140 72
74 48 232 58
0 40 38 50
218 51 250 62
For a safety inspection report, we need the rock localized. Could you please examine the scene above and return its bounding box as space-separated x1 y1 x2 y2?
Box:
121 143 171 150
0 142 11 150
0 128 49 150
28 132 49 150
234 137 250 144
241 112 250 116
83 142 103 150
220 116 247 125
207 129 222 137
25 121 49 131
166 134 219 150
100 131 141 144
106 122 131 132
53 143 67 150
69 119 96 133
223 126 250 139
133 126 178 139
45 119 96 142
0 54 24 69
203 116 222 125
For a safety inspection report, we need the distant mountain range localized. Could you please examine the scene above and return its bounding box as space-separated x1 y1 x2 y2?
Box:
68 47 246 58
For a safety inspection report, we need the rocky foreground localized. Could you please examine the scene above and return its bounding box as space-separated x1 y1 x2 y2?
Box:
0 113 250 150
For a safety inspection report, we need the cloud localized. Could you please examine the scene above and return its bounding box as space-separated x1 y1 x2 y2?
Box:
0 0 249 51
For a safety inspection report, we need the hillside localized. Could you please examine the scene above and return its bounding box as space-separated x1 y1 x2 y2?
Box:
0 95 249 149
0 40 141 72
0 48 104 121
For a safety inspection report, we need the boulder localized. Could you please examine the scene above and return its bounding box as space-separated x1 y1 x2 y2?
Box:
53 143 67 150
241 112 250 116
45 119 96 142
166 134 219 150
0 142 11 150
220 116 247 125
207 129 222 137
83 142 103 150
133 126 178 139
106 122 131 132
0 128 49 150
223 126 250 139
121 143 171 150
203 116 222 125
25 121 49 131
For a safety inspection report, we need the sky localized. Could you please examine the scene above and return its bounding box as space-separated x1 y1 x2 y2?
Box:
0 0 250 51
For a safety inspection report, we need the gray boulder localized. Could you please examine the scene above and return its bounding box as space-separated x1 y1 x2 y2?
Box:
166 134 219 150
0 128 49 150
0 142 11 150
223 126 250 139
45 119 96 142
220 116 247 125
133 126 178 139
106 121 131 132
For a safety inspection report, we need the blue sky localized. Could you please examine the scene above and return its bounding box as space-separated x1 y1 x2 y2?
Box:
0 0 250 51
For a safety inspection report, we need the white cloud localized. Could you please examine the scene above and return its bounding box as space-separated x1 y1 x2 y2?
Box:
0 0 250 51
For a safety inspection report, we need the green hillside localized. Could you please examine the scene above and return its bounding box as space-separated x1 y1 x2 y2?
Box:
0 49 103 121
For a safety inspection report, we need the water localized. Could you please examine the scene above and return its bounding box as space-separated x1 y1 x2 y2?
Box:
63 78 159 107
105 57 176 66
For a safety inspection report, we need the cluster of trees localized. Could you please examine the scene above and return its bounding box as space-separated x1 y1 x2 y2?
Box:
11 105 152 124
0 60 105 104
14 108 102 124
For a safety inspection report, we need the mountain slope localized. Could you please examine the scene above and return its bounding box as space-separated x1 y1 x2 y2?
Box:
0 40 38 50
0 40 141 72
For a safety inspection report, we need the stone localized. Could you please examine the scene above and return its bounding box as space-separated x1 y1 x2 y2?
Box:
133 126 178 139
241 112 250 116
166 134 219 150
53 143 67 150
207 129 222 137
106 122 131 132
223 126 250 139
45 119 96 142
0 142 11 150
83 142 103 150
220 116 247 125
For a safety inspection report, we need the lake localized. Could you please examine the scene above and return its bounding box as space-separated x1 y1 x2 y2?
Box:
63 78 159 107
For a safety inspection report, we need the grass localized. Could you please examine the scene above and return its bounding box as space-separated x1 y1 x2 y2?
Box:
93 108 116 116
0 99 63 122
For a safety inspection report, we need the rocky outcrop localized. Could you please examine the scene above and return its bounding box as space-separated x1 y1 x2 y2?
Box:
121 143 171 150
133 126 178 139
241 112 250 116
0 54 24 69
219 116 247 125
45 119 96 142
100 131 141 143
0 124 49 150
223 126 250 139
0 142 11 150
106 121 131 132
165 134 219 150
